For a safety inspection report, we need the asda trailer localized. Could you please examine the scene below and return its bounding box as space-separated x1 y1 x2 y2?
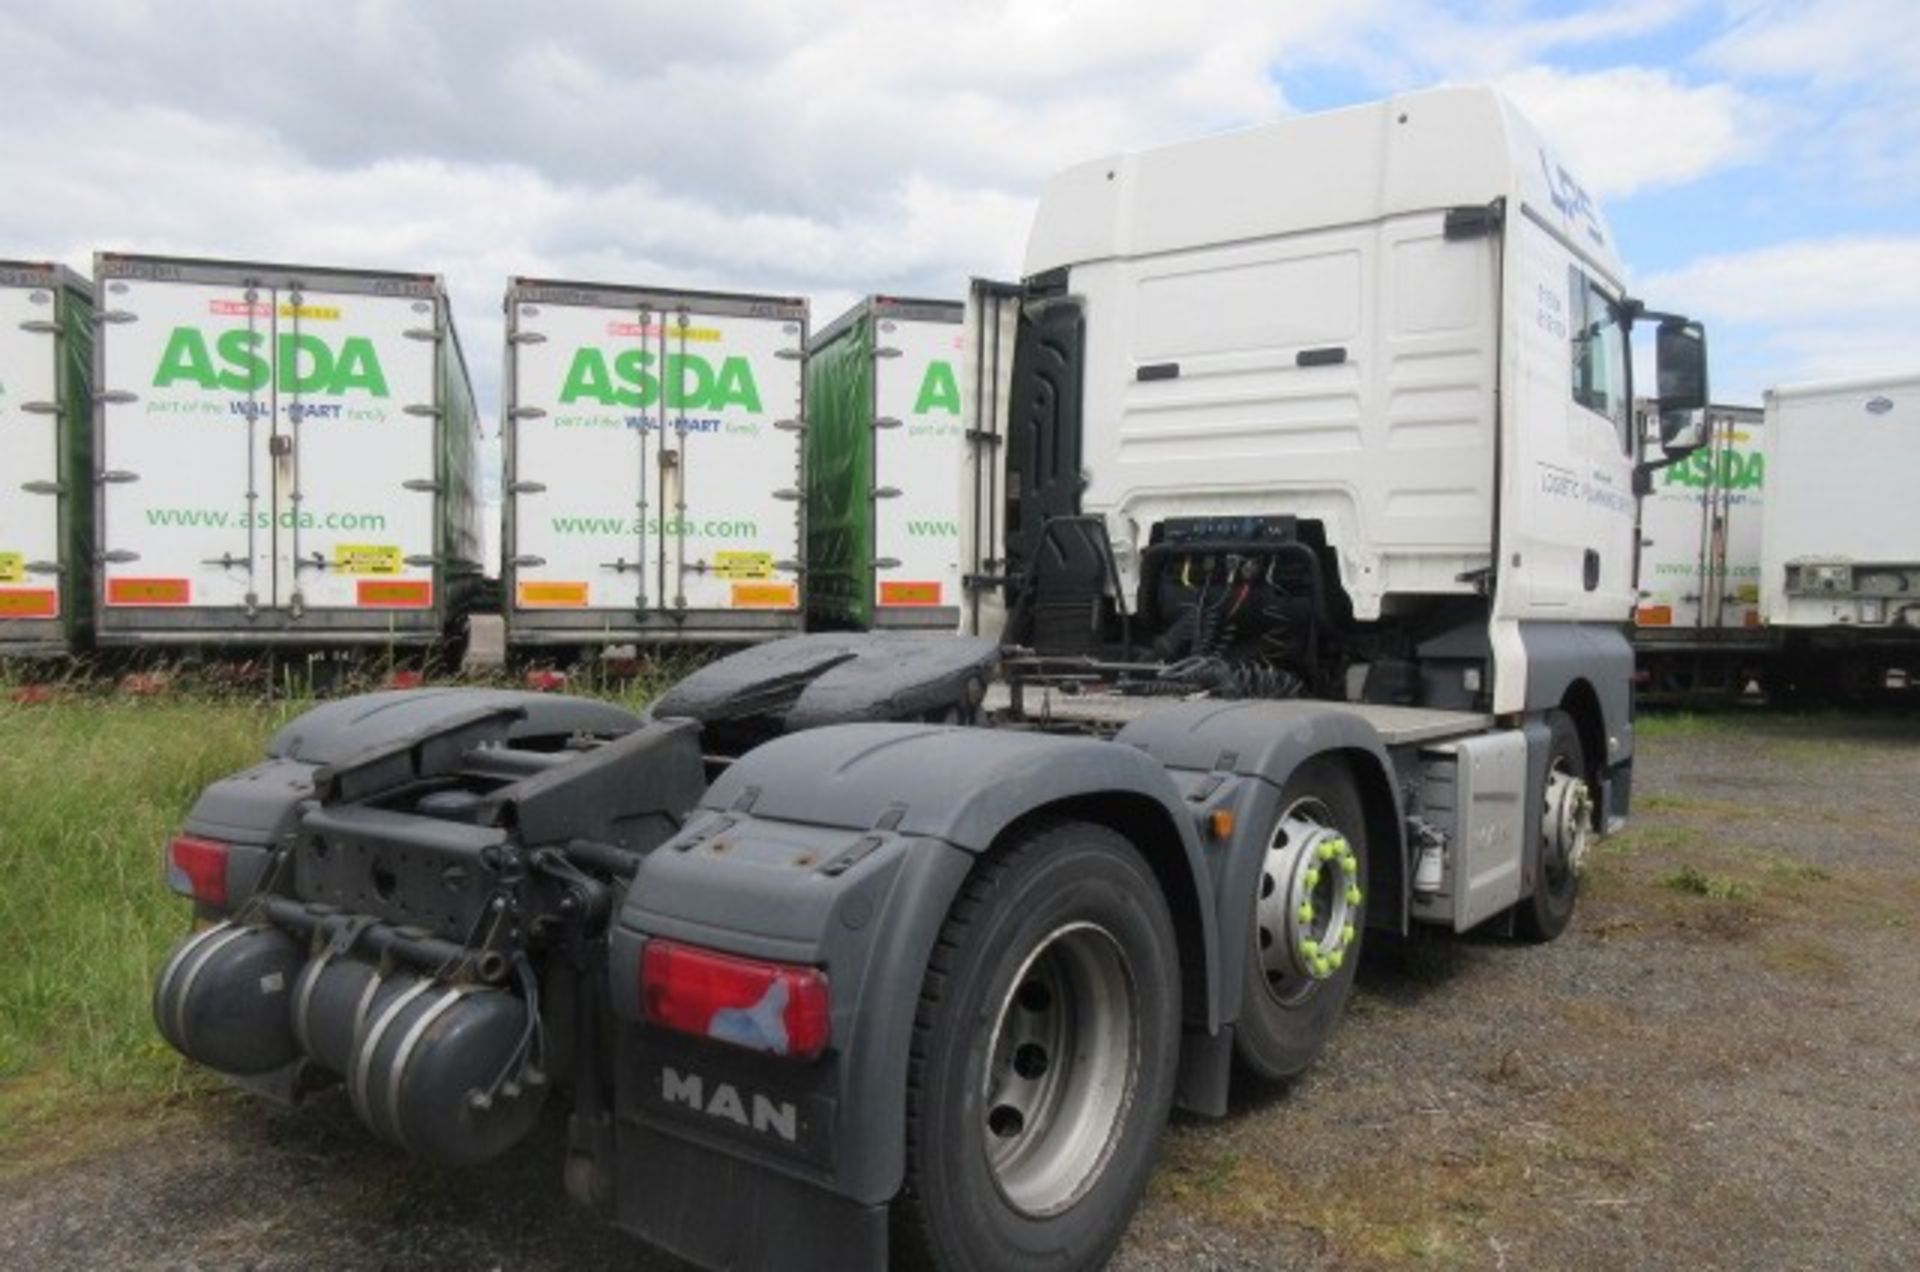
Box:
91 254 484 653
152 88 1711 1271
1761 373 1920 697
502 279 806 651
806 296 964 631
1632 403 1767 701
0 261 92 657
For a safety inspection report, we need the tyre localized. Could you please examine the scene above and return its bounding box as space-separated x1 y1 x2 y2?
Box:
895 819 1181 1272
1234 757 1369 1083
1515 709 1591 942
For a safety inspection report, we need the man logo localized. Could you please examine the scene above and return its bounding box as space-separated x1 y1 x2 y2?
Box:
660 1066 799 1143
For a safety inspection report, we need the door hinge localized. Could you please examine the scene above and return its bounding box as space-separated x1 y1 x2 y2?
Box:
510 406 547 420
873 486 902 500
403 326 442 342
775 348 804 361
25 560 63 576
508 330 547 345
94 309 137 326
404 404 442 418
100 549 140 564
95 390 137 405
510 555 547 568
98 470 139 484
874 416 904 430
873 557 901 570
20 480 63 496
509 480 547 494
269 435 294 457
402 478 440 493
773 418 805 433
17 319 59 335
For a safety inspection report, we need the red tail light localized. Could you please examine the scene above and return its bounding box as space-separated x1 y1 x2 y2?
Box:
166 835 230 907
641 939 830 1061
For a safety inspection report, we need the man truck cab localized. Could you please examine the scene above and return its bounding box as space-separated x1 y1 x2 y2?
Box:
153 88 1707 1272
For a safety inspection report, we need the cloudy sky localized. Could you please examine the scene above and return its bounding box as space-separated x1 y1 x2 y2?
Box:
3 0 1914 463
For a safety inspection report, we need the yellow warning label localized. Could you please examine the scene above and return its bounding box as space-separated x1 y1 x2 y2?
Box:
0 553 22 584
731 581 798 609
333 544 403 576
714 551 774 580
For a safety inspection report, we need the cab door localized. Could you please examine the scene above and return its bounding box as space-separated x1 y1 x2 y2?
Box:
1501 216 1637 620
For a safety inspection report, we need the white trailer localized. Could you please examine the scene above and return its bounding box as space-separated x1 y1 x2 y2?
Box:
1632 403 1769 701
1761 372 1920 694
503 279 806 650
0 261 92 656
805 296 965 631
91 254 485 651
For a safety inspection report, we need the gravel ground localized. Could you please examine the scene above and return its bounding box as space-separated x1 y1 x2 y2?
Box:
3 712 1917 1270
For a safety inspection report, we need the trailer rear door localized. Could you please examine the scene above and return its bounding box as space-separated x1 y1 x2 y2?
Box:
510 294 804 619
0 282 61 620
99 276 274 613
872 310 964 621
274 287 439 614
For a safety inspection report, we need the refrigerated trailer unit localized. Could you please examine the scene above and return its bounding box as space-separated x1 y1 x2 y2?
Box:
91 254 484 651
1761 373 1920 694
1632 403 1768 701
502 279 806 650
152 88 1715 1272
805 296 965 631
0 261 92 656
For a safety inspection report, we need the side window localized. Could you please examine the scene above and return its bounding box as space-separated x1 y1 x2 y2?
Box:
1567 265 1629 449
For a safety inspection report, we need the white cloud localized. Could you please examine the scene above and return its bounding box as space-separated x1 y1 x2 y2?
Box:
1496 64 1766 196
1641 236 1920 397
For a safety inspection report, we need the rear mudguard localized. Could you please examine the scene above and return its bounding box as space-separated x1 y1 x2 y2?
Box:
180 690 646 910
610 721 1223 1225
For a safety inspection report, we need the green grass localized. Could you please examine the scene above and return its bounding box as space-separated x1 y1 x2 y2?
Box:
1657 864 1755 902
0 686 303 1140
0 661 688 1148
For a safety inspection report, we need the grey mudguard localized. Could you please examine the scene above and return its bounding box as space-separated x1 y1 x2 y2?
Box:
1115 700 1410 1014
189 690 645 862
266 689 642 765
614 721 1221 1208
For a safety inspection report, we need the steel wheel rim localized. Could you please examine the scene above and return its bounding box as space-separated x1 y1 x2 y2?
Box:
1543 757 1594 887
980 921 1139 1217
1255 796 1363 1007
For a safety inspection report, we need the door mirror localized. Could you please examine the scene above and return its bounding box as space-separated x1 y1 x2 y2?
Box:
1658 408 1709 457
1656 319 1709 417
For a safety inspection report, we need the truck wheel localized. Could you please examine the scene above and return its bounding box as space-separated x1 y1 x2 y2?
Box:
1515 709 1592 942
1235 757 1369 1083
895 819 1180 1272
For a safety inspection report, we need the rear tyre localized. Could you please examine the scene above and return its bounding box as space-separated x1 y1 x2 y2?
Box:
1234 757 1369 1083
895 819 1181 1272
1515 709 1591 942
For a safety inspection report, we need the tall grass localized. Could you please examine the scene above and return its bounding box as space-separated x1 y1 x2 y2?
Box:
0 661 685 1140
0 688 302 1104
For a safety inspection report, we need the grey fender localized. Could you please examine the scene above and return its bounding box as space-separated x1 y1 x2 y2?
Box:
614 721 1222 1208
186 690 646 908
1515 621 1634 769
1116 700 1410 1020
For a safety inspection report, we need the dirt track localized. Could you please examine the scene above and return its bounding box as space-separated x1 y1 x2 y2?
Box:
3 712 1917 1270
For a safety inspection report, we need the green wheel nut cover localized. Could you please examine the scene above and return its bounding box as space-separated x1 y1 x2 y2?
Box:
1313 957 1330 976
1328 950 1343 970
1347 885 1363 905
1343 923 1357 945
1301 938 1320 957
1318 841 1338 862
1304 867 1321 888
1297 903 1314 924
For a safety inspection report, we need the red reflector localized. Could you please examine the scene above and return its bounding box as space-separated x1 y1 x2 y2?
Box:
166 835 229 907
641 939 830 1061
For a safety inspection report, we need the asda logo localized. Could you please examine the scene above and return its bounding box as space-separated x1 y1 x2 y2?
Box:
915 360 960 415
154 328 390 397
560 348 762 412
1664 448 1764 491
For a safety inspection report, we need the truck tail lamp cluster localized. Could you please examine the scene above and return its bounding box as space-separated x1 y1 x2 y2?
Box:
641 939 830 1061
165 834 230 907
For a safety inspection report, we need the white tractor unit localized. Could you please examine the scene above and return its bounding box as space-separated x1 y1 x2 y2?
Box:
150 88 1709 1271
